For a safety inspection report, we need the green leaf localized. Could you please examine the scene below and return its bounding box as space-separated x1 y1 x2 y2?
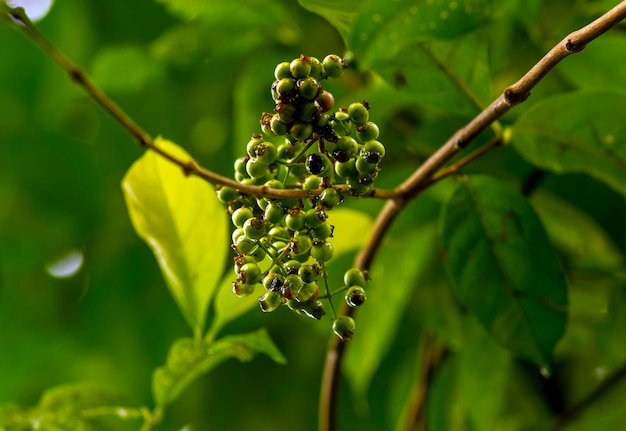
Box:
153 329 285 407
156 0 291 26
511 91 626 198
91 45 165 93
122 137 228 335
440 175 568 367
39 383 126 413
371 33 491 116
345 224 435 399
208 274 261 341
351 0 493 61
297 0 363 46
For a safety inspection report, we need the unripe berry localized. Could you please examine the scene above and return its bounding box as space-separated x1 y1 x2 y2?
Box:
298 77 321 100
232 281 256 297
311 240 334 262
290 56 311 79
355 155 378 176
263 273 284 292
243 217 267 240
344 268 367 287
322 55 344 79
298 264 320 283
274 61 292 80
296 281 319 302
301 300 326 320
308 56 323 79
284 260 301 275
270 115 289 136
286 208 305 231
284 273 304 294
234 236 257 255
291 232 313 256
313 222 334 240
363 140 386 163
333 316 355 340
246 158 270 179
357 122 380 142
232 206 254 228
335 159 357 178
275 77 296 99
264 202 285 225
303 175 323 190
289 122 313 141
259 291 282 312
217 186 238 203
319 187 341 209
238 262 262 284
304 207 327 228
348 102 369 125
345 286 366 307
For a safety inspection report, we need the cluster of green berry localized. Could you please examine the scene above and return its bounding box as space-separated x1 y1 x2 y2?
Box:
217 54 380 340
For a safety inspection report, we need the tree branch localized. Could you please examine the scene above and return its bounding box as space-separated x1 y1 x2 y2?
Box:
319 2 626 430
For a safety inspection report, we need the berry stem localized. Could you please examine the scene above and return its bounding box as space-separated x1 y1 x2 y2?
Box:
319 264 337 320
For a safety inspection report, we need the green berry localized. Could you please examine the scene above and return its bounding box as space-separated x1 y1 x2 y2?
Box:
234 156 249 177
217 186 238 203
322 55 344 79
311 240 334 262
259 291 282 312
255 142 278 164
238 262 262 284
276 103 297 124
232 227 245 244
304 207 327 228
346 176 373 195
303 175 323 190
269 226 290 241
344 268 367 287
333 316 355 340
290 56 311 79
345 286 366 307
355 155 378 176
319 187 341 209
363 140 386 163
308 56 323 79
275 61 292 80
264 202 285 225
275 77 296 98
335 159 357 178
284 273 304 296
296 281 319 302
284 260 301 275
348 102 369 126
332 136 357 162
286 208 305 231
246 158 270 179
291 232 313 256
289 122 313 141
301 300 326 320
232 206 254 228
313 222 334 240
247 135 264 158
357 122 380 142
298 77 320 100
243 217 267 240
271 115 289 136
263 273 284 292
297 101 317 123
232 281 256 297
234 236 257 255
298 264 320 283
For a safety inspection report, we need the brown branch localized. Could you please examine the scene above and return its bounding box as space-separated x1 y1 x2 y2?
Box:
319 2 626 430
2 5 399 202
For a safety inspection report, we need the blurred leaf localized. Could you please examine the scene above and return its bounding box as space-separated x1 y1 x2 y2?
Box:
511 91 626 198
39 383 126 412
91 45 165 93
426 355 467 431
153 329 285 407
372 33 491 116
0 403 26 428
530 190 624 271
345 224 435 399
122 137 229 335
440 175 568 367
298 0 363 46
208 274 261 341
351 0 493 62
458 318 512 431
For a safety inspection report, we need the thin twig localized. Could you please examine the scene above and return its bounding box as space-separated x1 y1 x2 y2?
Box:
319 2 626 430
1 5 399 202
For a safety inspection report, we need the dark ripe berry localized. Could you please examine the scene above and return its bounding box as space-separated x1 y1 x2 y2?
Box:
271 115 289 136
275 61 292 80
238 262 262 284
276 77 296 99
302 300 326 320
319 187 341 209
243 217 267 240
290 56 311 79
348 102 369 126
316 91 334 112
217 186 238 203
232 206 254 228
296 281 318 302
259 291 282 312
304 207 327 228
311 240 334 262
333 316 355 340
263 273 284 292
233 281 256 297
289 122 313 141
298 264 320 283
313 222 334 240
306 154 324 175
344 268 367 286
357 122 380 142
322 55 344 79
297 77 320 100
246 158 270 179
345 286 367 307
303 175 322 190
291 232 312 256
335 159 357 178
286 207 305 231
284 260 301 275
264 202 285 225
309 56 323 79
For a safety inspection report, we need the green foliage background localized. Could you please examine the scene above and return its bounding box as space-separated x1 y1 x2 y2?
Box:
1 0 626 430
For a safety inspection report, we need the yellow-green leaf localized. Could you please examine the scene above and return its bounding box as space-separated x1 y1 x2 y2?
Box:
122 137 228 334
